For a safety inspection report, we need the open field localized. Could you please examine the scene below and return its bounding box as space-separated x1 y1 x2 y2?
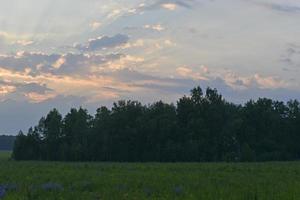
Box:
1 152 300 199
0 151 11 161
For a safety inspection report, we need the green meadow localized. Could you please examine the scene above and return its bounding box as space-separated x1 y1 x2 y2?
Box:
0 151 11 161
1 151 300 199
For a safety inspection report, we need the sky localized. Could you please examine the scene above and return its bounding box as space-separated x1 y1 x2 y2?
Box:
0 0 300 134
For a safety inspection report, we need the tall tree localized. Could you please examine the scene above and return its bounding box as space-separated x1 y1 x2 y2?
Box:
62 107 92 161
43 109 62 160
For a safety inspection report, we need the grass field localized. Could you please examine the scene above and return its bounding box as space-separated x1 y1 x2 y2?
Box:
0 151 11 161
1 152 300 199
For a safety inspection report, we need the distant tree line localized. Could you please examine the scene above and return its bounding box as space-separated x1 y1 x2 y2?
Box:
12 86 300 162
0 135 16 151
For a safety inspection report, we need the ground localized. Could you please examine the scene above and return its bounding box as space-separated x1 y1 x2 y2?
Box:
0 151 300 199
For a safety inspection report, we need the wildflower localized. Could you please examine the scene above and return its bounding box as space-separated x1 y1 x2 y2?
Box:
115 184 127 192
143 187 153 197
41 182 63 191
81 181 94 191
0 186 6 199
3 183 18 191
173 186 184 195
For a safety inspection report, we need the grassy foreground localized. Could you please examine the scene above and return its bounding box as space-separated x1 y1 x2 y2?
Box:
0 151 11 161
1 152 300 199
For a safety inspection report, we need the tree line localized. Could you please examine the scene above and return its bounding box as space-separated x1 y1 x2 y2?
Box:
12 86 300 162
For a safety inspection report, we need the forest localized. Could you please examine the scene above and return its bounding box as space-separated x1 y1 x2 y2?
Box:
12 86 300 162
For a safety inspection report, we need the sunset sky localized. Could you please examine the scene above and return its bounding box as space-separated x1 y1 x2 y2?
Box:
1 0 300 134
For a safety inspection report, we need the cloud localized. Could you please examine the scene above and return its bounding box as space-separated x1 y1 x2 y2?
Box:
147 39 176 51
0 49 295 106
0 31 14 42
280 43 300 69
0 32 11 51
143 24 165 31
0 82 15 96
14 40 34 46
128 0 200 13
16 82 52 94
161 3 178 10
107 9 122 19
269 3 300 13
0 64 150 105
221 71 290 90
52 57 66 69
149 0 199 10
201 77 300 104
51 53 122 75
0 51 145 103
108 68 299 104
76 34 130 51
89 21 102 30
176 66 209 80
96 55 145 71
118 39 145 49
0 52 123 75
0 79 54 103
253 74 286 89
0 31 35 48
252 1 300 14
0 52 60 72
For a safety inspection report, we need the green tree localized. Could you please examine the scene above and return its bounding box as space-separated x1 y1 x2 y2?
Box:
62 107 93 161
43 109 63 160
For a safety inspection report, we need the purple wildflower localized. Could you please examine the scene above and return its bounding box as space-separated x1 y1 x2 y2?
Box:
3 183 18 191
173 186 184 195
41 182 63 191
0 186 6 199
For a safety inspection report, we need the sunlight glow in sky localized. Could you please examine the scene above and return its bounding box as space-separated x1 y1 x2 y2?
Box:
1 0 300 133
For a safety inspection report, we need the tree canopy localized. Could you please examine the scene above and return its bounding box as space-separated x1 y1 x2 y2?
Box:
12 86 300 162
